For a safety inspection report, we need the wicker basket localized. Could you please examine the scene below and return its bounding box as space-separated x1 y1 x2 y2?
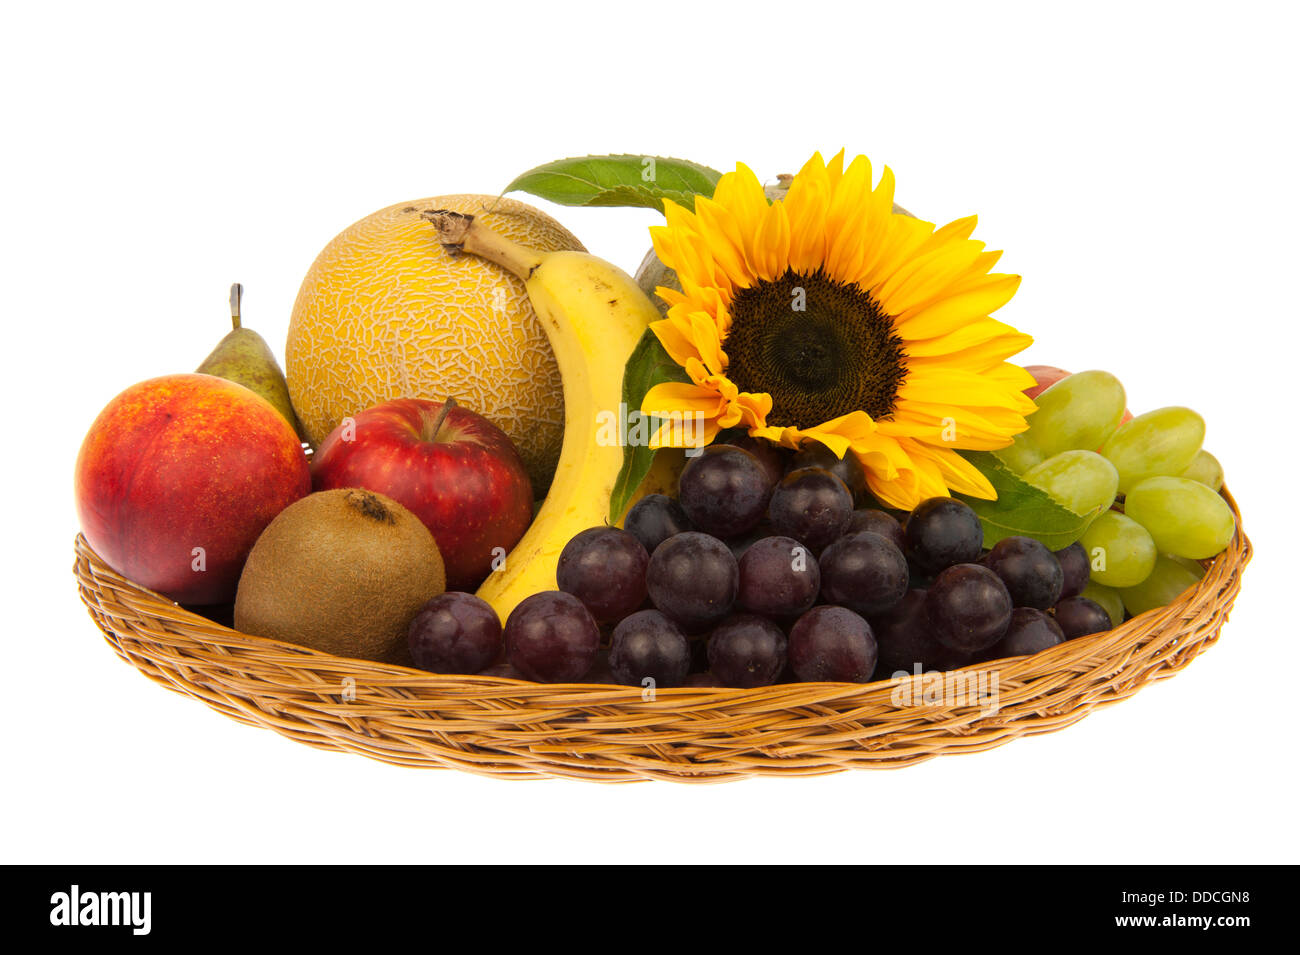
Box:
73 489 1250 782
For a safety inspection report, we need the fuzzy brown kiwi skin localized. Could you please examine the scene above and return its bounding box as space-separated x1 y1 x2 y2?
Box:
234 488 445 665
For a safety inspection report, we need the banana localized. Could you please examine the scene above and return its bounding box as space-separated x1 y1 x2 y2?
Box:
423 210 666 624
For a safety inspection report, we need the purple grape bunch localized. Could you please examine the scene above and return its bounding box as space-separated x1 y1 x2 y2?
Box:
407 436 1114 685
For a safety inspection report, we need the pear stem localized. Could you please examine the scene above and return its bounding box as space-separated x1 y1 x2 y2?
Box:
420 210 543 281
229 282 243 331
427 396 458 442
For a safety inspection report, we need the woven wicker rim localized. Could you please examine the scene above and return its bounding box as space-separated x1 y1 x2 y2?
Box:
74 488 1250 782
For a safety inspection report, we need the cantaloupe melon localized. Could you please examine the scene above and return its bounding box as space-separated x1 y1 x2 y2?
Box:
286 195 585 494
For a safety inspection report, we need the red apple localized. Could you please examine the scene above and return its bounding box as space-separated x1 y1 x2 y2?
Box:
75 374 311 604
1023 365 1072 401
310 398 533 591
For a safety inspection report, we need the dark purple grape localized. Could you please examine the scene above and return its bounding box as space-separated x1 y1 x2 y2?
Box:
726 521 775 561
788 605 877 682
707 614 788 688
906 559 935 591
678 445 770 538
556 526 649 624
624 493 693 555
718 432 788 491
737 535 820 618
1054 543 1090 599
685 672 721 687
983 607 1064 659
789 442 867 499
904 497 984 573
870 589 973 675
504 591 600 682
926 563 1013 653
818 531 909 616
844 508 905 552
479 661 527 680
1053 596 1113 639
408 591 503 674
688 634 710 673
981 536 1064 610
768 467 853 553
609 610 691 689
646 532 738 632
583 649 616 684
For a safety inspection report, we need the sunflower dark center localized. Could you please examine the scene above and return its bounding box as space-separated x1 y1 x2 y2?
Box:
724 268 906 426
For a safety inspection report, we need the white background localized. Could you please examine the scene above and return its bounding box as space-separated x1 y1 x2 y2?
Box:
3 1 1295 863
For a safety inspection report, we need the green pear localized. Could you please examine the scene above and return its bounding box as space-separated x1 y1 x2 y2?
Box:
197 284 302 437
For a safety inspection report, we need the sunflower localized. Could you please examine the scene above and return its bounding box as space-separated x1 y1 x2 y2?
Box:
641 150 1037 511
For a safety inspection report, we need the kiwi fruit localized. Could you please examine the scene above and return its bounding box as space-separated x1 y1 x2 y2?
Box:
234 488 445 664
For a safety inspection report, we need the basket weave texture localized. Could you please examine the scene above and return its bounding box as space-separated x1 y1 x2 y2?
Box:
74 490 1250 782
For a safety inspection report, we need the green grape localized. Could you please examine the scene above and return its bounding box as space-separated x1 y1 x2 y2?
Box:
1166 554 1209 578
1179 449 1224 492
1124 476 1235 559
1099 406 1205 493
994 431 1046 474
1023 450 1119 521
1080 581 1125 628
1079 510 1157 587
1119 555 1204 617
1027 370 1127 457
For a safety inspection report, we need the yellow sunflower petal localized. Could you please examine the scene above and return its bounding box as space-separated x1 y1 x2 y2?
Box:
693 194 755 291
878 402 1031 449
711 163 770 241
688 310 727 376
897 440 952 500
825 148 846 186
849 430 914 482
782 152 832 273
735 391 773 427
859 213 934 293
752 199 792 282
905 331 1034 372
769 410 877 459
649 415 722 450
866 467 923 511
893 273 1022 340
875 239 988 316
797 429 851 459
748 424 806 451
641 380 725 417
909 443 998 499
651 314 702 369
898 366 1035 411
916 215 979 253
983 361 1039 394
655 285 688 310
903 318 1028 357
654 206 736 300
823 154 875 283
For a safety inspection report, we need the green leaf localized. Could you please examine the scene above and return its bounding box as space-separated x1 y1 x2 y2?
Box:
608 328 693 524
505 155 723 213
955 451 1098 551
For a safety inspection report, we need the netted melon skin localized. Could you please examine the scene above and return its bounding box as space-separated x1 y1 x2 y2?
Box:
287 195 585 494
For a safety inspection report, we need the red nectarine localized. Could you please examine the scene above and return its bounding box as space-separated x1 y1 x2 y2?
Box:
75 374 310 604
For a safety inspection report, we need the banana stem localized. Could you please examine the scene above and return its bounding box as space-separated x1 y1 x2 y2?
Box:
421 210 543 282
